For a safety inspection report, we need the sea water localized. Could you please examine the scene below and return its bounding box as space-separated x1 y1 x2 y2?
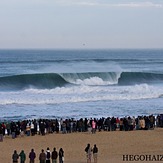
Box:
0 49 163 121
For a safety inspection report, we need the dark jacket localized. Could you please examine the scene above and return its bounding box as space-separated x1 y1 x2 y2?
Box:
52 150 58 160
29 151 36 161
19 150 26 161
39 152 46 161
12 152 19 162
93 146 98 154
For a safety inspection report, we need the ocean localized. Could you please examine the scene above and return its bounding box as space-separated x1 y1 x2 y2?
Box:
0 49 163 121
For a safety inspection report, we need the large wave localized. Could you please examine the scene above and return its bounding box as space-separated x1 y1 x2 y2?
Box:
0 72 163 90
118 72 163 85
0 73 68 90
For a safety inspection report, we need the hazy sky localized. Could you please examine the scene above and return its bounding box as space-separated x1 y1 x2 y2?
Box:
0 0 163 49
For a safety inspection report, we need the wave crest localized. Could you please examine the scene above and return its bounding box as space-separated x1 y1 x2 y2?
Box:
0 71 163 90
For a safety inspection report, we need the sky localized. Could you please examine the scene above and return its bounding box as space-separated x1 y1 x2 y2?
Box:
0 0 163 49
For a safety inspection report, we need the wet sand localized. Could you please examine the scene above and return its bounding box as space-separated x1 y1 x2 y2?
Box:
1 128 163 163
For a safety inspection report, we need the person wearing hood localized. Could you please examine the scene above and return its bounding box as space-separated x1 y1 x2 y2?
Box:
19 150 26 163
46 147 51 163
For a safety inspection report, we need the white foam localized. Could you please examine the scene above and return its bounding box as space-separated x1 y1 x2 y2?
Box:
0 84 163 105
61 71 121 86
75 77 115 85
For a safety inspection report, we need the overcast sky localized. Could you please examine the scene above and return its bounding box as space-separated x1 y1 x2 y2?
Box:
0 0 163 49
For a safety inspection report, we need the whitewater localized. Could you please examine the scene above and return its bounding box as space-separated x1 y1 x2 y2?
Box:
0 49 163 121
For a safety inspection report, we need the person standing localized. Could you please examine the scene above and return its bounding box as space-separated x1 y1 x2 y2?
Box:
29 149 36 163
51 147 58 163
30 121 35 136
92 120 96 134
12 150 19 163
46 147 51 163
85 144 92 163
39 149 46 163
6 122 11 136
0 124 3 142
92 144 98 163
19 150 26 163
59 148 64 163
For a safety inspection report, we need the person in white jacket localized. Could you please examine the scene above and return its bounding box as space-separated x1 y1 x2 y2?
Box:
46 147 51 163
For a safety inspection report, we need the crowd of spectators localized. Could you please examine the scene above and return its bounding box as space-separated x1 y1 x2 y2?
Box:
0 114 163 141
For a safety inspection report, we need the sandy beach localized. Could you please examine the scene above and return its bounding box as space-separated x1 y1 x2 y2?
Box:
0 128 163 163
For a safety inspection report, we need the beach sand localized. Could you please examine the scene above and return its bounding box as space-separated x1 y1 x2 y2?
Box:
1 128 163 163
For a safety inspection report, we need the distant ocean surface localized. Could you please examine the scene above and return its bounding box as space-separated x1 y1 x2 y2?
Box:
0 49 163 121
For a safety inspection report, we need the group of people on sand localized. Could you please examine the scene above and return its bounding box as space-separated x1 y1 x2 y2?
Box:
85 144 98 163
12 147 64 163
12 144 98 163
1 114 163 142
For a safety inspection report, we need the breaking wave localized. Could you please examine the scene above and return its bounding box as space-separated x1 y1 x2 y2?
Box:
0 72 163 90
